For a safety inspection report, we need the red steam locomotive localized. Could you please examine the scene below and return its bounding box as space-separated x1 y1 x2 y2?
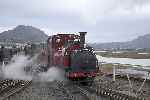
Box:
47 32 98 81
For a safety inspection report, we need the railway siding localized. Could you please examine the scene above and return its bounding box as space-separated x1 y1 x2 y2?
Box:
96 85 144 100
0 80 31 100
94 75 149 100
0 79 148 100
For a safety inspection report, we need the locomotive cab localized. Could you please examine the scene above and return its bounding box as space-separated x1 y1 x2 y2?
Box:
65 45 98 80
70 48 97 72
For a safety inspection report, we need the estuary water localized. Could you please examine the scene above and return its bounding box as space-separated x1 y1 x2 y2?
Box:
96 55 150 66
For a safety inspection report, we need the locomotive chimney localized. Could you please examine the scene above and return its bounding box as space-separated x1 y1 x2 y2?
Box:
79 32 87 48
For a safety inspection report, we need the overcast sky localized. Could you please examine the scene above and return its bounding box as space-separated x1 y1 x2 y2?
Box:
0 0 150 43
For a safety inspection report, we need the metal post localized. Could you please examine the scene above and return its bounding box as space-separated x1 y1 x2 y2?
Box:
126 73 133 96
113 64 116 82
2 61 5 69
1 61 5 74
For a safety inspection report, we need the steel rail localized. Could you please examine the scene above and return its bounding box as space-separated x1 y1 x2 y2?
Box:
0 80 31 100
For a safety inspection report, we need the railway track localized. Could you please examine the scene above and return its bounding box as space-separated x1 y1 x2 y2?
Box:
0 76 147 100
74 84 102 100
0 78 146 100
54 81 106 100
54 81 89 100
59 75 147 100
94 75 148 100
73 82 139 100
0 79 31 100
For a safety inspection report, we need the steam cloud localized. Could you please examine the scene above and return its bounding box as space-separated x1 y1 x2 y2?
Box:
0 54 65 81
2 55 32 80
37 67 65 82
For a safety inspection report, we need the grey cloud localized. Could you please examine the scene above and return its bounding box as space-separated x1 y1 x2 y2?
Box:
0 0 150 43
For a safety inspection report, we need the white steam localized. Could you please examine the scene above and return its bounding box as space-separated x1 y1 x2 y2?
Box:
1 54 65 82
37 67 65 82
2 55 32 80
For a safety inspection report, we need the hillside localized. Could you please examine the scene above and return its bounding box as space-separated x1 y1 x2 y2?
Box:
0 25 48 43
91 34 150 49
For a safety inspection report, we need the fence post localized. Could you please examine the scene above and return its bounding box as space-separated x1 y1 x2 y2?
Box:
113 64 116 82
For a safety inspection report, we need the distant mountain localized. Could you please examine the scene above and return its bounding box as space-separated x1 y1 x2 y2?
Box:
90 34 150 49
0 25 48 43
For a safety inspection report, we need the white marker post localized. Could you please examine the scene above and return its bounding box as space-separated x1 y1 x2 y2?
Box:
0 61 5 77
2 61 5 71
113 63 119 82
113 64 116 82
